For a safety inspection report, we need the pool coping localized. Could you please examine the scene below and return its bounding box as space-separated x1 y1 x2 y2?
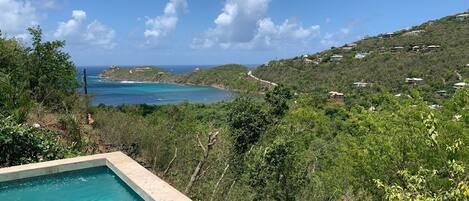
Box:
0 152 191 201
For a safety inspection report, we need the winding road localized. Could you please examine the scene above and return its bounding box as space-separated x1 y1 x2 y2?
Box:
248 71 278 86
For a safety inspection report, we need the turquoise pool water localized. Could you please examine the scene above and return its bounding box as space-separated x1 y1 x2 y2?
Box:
0 167 143 201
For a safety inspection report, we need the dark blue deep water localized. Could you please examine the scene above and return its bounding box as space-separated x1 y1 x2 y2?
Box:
76 65 239 105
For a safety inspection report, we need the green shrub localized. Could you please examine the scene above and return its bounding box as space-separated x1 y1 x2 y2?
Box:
0 116 65 167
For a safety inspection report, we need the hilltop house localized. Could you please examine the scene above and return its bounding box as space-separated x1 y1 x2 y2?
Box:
342 43 357 50
456 13 469 21
304 57 314 64
353 81 369 87
381 32 394 38
328 91 344 101
355 52 369 59
406 77 423 84
404 30 424 36
135 67 151 72
330 54 343 61
454 82 468 89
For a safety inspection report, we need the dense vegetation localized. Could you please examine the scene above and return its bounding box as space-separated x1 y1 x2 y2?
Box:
254 12 469 103
93 88 468 200
0 27 85 167
0 12 468 201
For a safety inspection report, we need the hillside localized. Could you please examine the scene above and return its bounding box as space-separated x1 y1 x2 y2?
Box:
175 64 264 91
99 66 173 82
100 64 268 92
253 12 469 99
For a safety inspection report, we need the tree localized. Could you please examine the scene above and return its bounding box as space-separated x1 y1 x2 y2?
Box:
247 138 306 201
265 85 293 117
375 113 469 201
26 26 78 108
228 97 271 156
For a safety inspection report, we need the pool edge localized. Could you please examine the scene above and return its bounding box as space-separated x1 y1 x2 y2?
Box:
0 152 191 201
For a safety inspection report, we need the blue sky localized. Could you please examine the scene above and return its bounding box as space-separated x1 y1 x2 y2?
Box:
1 0 468 66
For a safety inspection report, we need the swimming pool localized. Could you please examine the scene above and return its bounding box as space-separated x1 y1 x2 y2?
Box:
0 152 191 201
0 166 143 201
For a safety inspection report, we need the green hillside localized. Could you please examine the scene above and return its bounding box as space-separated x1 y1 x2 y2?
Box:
100 64 267 92
254 12 469 98
99 66 172 82
175 64 264 91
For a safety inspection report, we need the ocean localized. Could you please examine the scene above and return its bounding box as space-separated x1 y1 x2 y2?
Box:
76 65 255 106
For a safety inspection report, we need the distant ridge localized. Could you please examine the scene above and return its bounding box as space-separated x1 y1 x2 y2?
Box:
253 11 469 98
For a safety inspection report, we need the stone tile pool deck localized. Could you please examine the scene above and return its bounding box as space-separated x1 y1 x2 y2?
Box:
0 152 191 201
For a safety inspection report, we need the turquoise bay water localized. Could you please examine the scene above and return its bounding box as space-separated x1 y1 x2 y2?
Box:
77 66 235 105
0 166 143 201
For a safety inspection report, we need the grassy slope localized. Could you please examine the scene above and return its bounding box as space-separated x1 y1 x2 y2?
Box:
254 12 469 96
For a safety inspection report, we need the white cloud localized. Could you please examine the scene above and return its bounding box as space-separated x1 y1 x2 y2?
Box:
54 10 86 38
0 0 38 37
191 0 320 50
144 0 187 44
85 20 116 49
53 10 116 49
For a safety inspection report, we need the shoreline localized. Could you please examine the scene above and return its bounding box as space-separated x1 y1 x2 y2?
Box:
98 76 234 91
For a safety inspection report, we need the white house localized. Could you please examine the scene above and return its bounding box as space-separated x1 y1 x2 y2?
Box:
355 52 369 59
330 54 343 61
404 30 424 36
392 46 405 51
427 45 441 50
454 82 468 89
395 93 412 98
436 90 447 96
406 77 423 84
381 32 394 38
353 81 369 87
456 14 469 21
328 91 344 100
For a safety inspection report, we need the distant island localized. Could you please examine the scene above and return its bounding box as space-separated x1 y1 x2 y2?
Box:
99 64 269 92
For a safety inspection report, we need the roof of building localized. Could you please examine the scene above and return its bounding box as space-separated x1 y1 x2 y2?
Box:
454 82 467 86
328 91 344 96
406 77 423 81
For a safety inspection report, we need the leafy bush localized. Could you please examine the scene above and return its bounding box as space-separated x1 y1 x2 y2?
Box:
0 116 65 167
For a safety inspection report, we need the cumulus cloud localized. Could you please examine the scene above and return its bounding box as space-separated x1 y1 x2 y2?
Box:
191 0 320 50
53 10 116 49
0 0 38 37
54 10 86 38
85 20 116 49
144 0 187 44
